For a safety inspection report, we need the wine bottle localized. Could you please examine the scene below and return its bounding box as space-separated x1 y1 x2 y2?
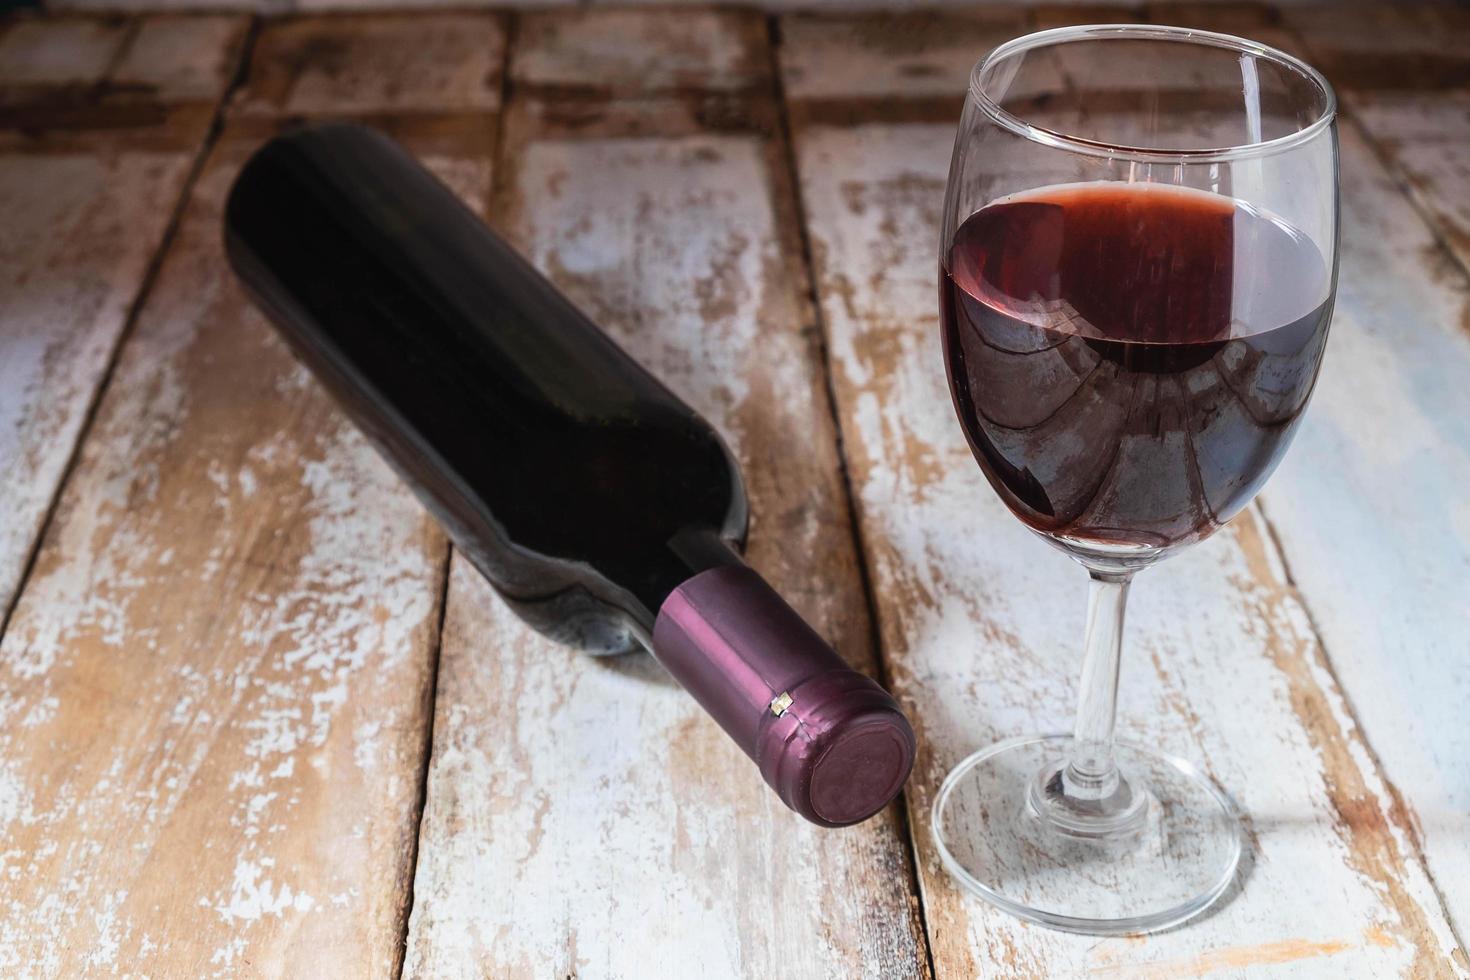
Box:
224 122 915 827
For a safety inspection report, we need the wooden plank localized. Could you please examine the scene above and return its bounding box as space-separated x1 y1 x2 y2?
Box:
0 151 186 619
781 14 1464 975
776 5 1113 138
0 16 503 975
1247 111 1470 960
0 14 246 637
1316 6 1470 266
1283 4 1470 92
0 15 129 94
513 9 769 96
283 0 522 11
0 14 250 146
403 13 927 977
1030 4 1143 31
1351 91 1470 271
1143 1 1280 34
1151 0 1470 949
0 13 247 107
1235 7 1470 945
231 13 504 117
779 9 1023 104
110 15 251 104
1142 2 1303 77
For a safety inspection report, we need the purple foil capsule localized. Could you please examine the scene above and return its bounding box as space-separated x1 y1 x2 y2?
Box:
653 565 916 826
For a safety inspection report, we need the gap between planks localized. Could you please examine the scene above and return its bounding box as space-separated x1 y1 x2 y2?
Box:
1254 479 1468 961
392 542 454 980
764 14 939 980
392 14 516 979
1352 139 1470 304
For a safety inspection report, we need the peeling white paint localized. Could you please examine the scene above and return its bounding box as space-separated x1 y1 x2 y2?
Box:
1256 113 1470 941
0 144 448 974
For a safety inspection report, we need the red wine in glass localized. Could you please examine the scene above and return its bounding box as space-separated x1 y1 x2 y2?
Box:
941 182 1333 558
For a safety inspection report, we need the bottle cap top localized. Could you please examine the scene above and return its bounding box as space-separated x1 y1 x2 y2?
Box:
653 564 915 827
756 668 916 826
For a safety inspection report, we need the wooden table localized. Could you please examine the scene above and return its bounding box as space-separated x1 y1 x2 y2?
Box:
0 5 1466 976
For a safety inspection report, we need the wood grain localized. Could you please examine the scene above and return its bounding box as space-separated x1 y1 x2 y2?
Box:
513 9 770 96
0 15 130 93
0 14 246 639
1283 4 1470 92
780 8 1023 104
1173 1 1470 950
403 13 927 977
231 13 505 117
1249 5 1470 948
1251 114 1470 964
0 13 247 109
0 16 502 976
0 154 182 623
110 15 251 104
781 11 1464 975
1324 6 1470 269
1351 90 1470 283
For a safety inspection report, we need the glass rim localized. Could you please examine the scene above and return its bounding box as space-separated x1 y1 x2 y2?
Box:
970 24 1338 164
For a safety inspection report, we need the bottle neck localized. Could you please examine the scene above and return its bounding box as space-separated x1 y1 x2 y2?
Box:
668 525 746 578
628 525 746 639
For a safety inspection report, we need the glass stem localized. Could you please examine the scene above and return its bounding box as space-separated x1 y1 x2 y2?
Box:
1065 570 1133 794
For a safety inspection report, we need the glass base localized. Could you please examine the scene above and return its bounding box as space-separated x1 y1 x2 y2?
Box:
932 735 1242 935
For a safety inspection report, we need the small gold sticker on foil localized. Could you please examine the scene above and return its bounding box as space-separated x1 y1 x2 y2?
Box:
770 691 794 717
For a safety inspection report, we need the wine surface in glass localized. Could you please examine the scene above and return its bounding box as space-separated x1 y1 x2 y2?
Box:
941 182 1332 555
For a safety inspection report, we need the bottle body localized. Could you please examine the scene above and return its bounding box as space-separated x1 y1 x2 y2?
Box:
225 123 746 654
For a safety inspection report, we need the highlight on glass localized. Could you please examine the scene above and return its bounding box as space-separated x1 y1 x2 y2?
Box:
933 24 1338 933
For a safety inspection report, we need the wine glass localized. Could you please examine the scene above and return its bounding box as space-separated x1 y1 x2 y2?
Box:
933 25 1338 934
